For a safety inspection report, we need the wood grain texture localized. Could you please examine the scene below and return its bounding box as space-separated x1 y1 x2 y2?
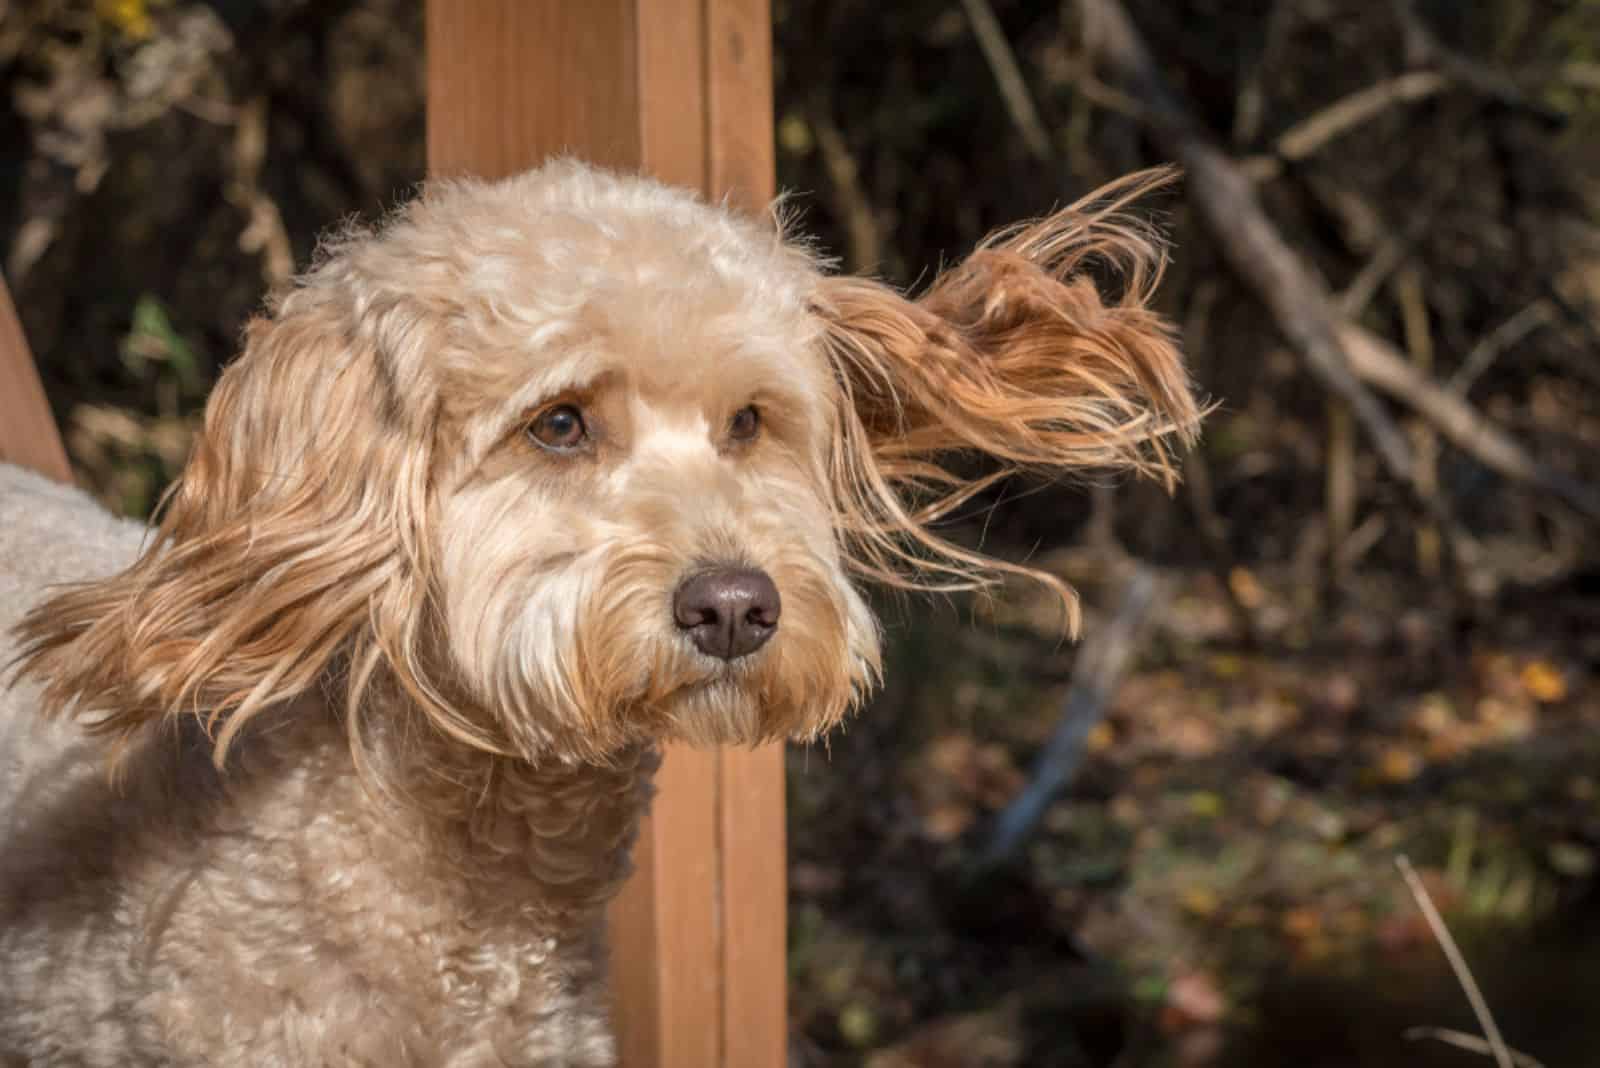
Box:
706 0 776 215
0 276 72 484
425 4 785 1065
427 1 640 179
717 742 787 1067
703 4 786 1064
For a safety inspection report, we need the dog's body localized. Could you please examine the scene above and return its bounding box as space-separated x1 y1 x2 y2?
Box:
1 466 641 1065
0 161 1198 1065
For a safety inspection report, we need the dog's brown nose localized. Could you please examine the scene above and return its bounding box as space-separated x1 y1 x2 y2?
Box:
673 567 781 661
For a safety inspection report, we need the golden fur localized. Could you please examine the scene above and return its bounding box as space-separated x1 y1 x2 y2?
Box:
0 160 1199 1065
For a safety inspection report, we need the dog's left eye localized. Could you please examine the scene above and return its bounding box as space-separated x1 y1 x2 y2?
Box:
729 405 761 442
528 404 589 451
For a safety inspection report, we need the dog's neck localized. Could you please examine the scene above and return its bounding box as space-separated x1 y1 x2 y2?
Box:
199 698 659 929
386 730 661 923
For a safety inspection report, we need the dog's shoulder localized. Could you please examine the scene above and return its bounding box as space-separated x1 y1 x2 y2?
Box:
0 462 148 628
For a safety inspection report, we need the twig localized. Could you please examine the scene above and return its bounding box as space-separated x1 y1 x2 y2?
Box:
810 110 884 273
1337 324 1600 520
1404 1027 1546 1068
1561 62 1600 93
1396 2 1567 128
1394 265 1441 577
1325 397 1356 585
1334 192 1443 319
961 0 1053 160
1180 282 1260 642
1231 0 1295 146
1395 855 1514 1068
1336 235 1410 318
1278 71 1450 160
977 567 1163 870
1448 301 1554 396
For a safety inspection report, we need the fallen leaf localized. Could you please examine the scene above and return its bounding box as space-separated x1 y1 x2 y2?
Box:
1375 745 1424 784
1520 659 1568 703
792 862 843 895
1280 906 1322 940
1410 693 1458 735
1179 886 1220 918
838 1002 878 1048
1164 970 1227 1026
1548 841 1596 878
922 803 975 843
1228 567 1266 609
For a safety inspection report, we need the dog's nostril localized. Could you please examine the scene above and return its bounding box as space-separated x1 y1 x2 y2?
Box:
672 567 781 661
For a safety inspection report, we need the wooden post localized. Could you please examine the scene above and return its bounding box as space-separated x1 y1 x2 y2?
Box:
0 277 72 484
426 5 786 1067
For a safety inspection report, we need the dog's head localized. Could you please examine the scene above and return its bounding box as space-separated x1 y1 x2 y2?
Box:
15 161 1199 769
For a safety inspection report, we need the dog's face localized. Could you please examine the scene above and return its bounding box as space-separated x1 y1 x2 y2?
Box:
415 174 878 761
16 161 1200 770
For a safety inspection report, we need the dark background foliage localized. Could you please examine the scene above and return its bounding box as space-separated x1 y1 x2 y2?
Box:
4 1 1599 1064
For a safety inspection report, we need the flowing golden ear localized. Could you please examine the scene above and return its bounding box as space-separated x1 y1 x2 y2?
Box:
11 285 492 768
814 169 1203 620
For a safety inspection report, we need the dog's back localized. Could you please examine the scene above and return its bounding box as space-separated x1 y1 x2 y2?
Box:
0 463 626 1067
0 464 165 1061
0 463 145 808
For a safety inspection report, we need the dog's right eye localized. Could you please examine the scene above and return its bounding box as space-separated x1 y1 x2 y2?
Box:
528 404 589 451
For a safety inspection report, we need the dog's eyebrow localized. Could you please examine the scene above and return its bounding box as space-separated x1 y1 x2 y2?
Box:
499 352 618 417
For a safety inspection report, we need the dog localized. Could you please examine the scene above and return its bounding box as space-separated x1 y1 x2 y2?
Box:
0 159 1199 1065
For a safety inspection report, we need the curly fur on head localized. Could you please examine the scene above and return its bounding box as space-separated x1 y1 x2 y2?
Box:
2 159 1198 1064
14 164 1196 781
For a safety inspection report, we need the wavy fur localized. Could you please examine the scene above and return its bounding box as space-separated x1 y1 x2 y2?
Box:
0 160 1199 1065
816 168 1200 625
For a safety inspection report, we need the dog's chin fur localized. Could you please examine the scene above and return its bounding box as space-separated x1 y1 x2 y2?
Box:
0 159 1201 1065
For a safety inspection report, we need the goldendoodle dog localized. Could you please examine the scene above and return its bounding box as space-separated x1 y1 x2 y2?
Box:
0 159 1199 1065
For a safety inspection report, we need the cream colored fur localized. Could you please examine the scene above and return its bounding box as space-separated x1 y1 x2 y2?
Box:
0 160 1199 1065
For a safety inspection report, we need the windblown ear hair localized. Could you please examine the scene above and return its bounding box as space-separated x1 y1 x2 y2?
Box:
11 266 493 769
814 168 1202 624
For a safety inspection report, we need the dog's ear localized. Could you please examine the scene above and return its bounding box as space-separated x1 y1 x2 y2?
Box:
12 280 493 766
813 169 1202 623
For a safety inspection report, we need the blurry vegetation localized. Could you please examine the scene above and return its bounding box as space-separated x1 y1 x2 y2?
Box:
3 1 1600 1065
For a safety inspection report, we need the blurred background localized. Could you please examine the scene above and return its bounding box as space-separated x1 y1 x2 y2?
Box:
4 1 1599 1064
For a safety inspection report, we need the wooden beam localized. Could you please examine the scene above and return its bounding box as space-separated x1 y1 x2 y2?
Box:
424 4 785 1066
0 276 72 484
701 7 785 1066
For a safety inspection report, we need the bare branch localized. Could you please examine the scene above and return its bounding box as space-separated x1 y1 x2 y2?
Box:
977 567 1163 870
1337 324 1600 520
1404 1028 1546 1068
1448 301 1555 396
961 0 1053 160
810 110 885 274
1396 2 1567 127
1396 856 1515 1068
1276 71 1449 163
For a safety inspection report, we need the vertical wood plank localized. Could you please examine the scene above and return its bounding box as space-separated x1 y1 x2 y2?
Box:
618 4 726 1065
0 277 72 484
706 0 777 214
426 2 640 179
614 745 721 1067
703 5 786 1066
717 743 787 1066
426 5 784 1064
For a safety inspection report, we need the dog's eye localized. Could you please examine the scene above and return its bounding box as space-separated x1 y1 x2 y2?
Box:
528 404 588 451
729 405 761 443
